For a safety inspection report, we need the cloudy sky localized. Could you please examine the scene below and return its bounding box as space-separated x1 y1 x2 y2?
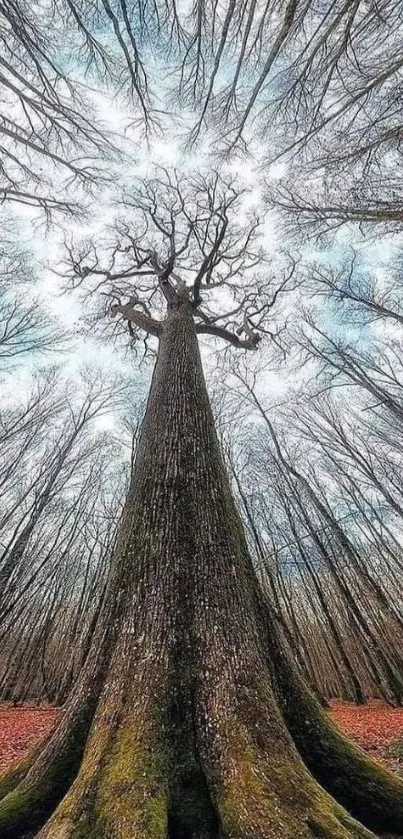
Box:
2 0 400 441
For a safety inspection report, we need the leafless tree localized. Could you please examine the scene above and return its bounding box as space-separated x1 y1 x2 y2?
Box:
0 227 68 365
64 168 296 355
0 369 128 614
4 0 403 225
0 3 109 213
223 362 403 704
305 251 403 329
3 162 399 839
0 286 65 364
0 441 127 705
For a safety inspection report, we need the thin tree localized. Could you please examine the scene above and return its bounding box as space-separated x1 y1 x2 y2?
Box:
0 232 66 366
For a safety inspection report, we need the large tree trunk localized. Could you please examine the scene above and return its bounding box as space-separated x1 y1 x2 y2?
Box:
1 298 403 838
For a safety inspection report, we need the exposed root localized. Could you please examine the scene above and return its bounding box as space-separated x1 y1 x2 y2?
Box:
34 668 169 839
265 603 403 836
0 695 95 839
0 740 45 803
0 622 112 839
0 675 390 839
185 638 378 839
200 710 376 839
36 722 168 838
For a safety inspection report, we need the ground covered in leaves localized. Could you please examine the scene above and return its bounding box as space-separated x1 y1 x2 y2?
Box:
329 699 403 775
0 704 59 772
0 700 403 775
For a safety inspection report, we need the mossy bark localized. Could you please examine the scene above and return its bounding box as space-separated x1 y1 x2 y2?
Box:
0 605 113 837
1 297 403 839
266 603 403 834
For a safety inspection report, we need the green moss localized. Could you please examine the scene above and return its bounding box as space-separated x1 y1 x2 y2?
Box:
214 724 300 837
209 712 382 839
0 703 94 839
95 721 168 838
292 696 403 831
268 604 403 836
0 749 38 802
0 753 74 839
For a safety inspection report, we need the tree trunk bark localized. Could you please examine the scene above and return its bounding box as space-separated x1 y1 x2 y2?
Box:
1 299 403 838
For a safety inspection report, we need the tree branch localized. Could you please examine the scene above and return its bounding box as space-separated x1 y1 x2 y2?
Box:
196 321 261 350
110 301 162 337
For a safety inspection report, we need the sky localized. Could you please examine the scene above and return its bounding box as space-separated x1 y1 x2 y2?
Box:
1 0 400 447
0 103 287 411
1 140 392 436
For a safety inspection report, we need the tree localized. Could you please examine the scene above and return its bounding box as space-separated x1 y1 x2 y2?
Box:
1 170 403 839
219 363 403 706
260 2 403 234
0 438 126 706
304 252 403 330
0 0 116 215
0 371 124 612
0 286 62 363
5 0 403 227
0 355 135 706
0 231 65 367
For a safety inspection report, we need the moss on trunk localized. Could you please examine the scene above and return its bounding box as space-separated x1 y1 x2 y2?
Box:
0 683 97 838
268 608 403 835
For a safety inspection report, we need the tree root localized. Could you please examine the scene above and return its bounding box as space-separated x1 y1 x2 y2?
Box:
0 620 112 839
35 700 169 839
195 685 377 839
2 601 403 839
266 603 403 837
0 693 96 839
20 710 379 839
0 660 383 839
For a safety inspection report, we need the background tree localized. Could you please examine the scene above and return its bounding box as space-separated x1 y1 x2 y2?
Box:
0 0 118 215
0 370 125 606
7 0 403 219
0 437 127 706
222 381 403 706
0 228 66 368
0 316 136 704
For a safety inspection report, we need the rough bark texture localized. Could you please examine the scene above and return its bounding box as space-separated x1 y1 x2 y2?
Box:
267 608 403 835
1 297 403 838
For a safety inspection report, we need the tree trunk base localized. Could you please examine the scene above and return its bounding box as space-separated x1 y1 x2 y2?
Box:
0 668 392 839
266 604 403 836
7 712 379 839
2 602 403 839
2 607 403 839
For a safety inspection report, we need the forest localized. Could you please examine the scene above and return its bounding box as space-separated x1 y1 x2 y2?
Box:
1 1 403 837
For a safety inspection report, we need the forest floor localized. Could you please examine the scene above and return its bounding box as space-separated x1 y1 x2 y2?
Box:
329 699 403 775
0 700 403 775
0 704 59 773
